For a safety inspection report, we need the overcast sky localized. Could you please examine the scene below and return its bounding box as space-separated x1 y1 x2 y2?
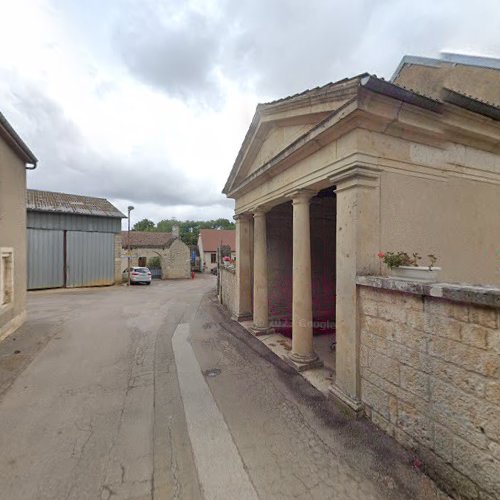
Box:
1 0 499 226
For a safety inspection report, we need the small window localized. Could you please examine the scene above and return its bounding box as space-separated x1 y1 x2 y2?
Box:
1 248 14 307
211 253 217 264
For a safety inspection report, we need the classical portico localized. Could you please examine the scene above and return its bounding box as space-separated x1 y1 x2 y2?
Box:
222 67 500 414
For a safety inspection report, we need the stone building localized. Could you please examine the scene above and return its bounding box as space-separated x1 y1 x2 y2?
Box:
0 111 37 340
121 228 191 279
198 229 235 272
222 53 500 498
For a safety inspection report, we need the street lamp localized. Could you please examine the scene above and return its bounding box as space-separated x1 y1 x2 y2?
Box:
127 205 134 286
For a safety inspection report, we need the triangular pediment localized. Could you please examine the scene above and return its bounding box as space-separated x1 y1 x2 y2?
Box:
224 74 367 195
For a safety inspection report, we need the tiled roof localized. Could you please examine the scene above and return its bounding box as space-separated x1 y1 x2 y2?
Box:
27 189 125 218
121 231 173 248
199 229 235 252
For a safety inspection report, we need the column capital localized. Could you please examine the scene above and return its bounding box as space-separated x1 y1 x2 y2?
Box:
286 188 317 204
329 165 381 192
252 207 269 217
233 212 252 222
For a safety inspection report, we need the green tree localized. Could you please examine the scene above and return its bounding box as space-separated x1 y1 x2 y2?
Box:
133 218 155 231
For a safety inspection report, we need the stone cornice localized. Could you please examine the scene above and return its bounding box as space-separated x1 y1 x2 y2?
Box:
357 276 500 308
329 166 381 191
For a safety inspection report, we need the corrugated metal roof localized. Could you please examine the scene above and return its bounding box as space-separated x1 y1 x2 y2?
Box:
121 231 173 248
27 189 125 218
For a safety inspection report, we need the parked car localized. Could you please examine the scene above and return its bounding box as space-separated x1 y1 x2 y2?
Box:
122 267 152 285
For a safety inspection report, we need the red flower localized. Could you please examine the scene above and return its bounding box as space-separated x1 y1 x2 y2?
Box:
377 252 385 259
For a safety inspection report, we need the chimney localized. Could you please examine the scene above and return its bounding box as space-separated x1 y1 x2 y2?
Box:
172 224 180 238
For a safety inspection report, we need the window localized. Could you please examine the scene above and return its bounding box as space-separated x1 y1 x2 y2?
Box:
0 248 14 307
211 253 217 264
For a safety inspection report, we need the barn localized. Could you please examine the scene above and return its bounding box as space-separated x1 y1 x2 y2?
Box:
27 189 125 289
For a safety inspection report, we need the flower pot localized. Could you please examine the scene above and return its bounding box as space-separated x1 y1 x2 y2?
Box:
390 266 441 282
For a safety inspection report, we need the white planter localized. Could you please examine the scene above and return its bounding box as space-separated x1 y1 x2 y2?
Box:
390 266 441 282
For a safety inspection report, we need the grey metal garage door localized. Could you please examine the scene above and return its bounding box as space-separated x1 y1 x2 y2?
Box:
66 231 115 287
27 229 64 289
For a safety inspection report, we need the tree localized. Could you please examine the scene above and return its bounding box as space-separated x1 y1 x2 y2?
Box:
133 218 155 231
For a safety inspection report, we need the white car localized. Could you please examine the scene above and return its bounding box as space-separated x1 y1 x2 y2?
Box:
123 267 152 285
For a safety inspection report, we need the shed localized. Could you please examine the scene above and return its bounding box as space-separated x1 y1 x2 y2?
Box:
26 189 125 289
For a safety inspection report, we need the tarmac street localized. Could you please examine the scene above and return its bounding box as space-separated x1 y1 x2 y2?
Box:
0 275 447 500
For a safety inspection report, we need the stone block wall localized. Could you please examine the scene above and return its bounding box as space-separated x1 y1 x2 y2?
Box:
162 239 190 279
220 266 237 318
357 278 500 499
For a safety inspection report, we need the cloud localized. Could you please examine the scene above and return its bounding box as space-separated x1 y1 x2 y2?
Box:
114 0 223 103
0 72 232 211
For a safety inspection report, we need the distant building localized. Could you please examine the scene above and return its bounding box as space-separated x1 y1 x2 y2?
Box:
121 227 190 279
197 229 235 272
0 111 37 340
27 190 124 289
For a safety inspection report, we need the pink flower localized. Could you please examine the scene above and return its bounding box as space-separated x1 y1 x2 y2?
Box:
377 252 385 259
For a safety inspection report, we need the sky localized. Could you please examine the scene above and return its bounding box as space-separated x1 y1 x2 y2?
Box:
1 0 500 227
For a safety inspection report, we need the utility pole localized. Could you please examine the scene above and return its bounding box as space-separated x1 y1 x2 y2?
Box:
127 205 134 286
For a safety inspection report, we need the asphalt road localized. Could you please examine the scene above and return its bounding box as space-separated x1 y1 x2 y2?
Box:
0 276 447 500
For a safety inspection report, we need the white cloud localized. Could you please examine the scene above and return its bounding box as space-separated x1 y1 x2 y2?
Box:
1 0 499 221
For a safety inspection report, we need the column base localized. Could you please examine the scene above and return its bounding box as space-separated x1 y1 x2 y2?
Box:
328 383 363 416
250 326 275 336
285 352 323 372
232 312 253 322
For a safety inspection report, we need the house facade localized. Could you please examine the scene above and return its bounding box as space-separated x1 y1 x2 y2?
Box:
198 229 236 272
121 229 191 279
0 112 37 340
222 53 500 498
27 190 124 289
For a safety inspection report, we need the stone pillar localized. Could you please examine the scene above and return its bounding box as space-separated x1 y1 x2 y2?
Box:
251 208 271 334
328 166 381 413
234 213 253 321
286 190 322 371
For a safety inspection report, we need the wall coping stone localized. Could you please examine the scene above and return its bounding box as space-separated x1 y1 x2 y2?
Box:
356 276 500 309
220 265 236 275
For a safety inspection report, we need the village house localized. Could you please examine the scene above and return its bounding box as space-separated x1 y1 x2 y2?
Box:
27 190 124 289
121 227 191 279
221 53 500 499
0 113 37 340
198 229 236 272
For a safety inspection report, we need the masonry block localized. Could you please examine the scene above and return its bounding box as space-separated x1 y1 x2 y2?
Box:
397 323 429 352
425 313 462 340
434 422 454 463
431 358 486 399
429 337 499 377
469 305 498 329
453 438 500 497
485 381 500 406
425 297 469 323
361 379 389 419
461 324 490 349
397 401 434 449
400 364 430 401
363 316 398 341
368 350 400 385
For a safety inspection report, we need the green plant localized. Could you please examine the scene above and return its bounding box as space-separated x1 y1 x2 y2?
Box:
378 251 438 269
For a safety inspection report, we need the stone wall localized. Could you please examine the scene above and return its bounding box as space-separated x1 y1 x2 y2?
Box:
357 277 500 499
220 266 237 317
162 239 190 279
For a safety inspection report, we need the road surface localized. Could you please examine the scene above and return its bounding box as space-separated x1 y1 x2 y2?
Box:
0 275 447 499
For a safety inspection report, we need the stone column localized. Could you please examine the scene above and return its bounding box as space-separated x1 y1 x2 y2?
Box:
328 166 381 413
234 213 253 321
252 208 271 334
287 190 322 371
